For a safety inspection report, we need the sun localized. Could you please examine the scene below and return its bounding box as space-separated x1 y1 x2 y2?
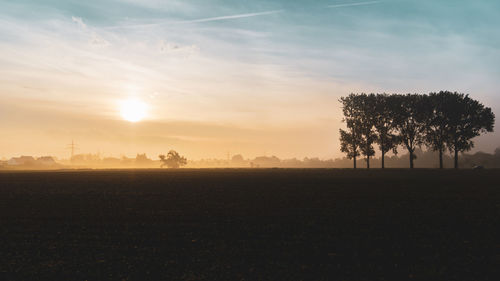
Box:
120 99 148 122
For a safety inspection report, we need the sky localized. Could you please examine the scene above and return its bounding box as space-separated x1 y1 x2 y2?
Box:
0 0 499 160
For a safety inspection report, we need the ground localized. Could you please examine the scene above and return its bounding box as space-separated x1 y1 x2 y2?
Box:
0 169 499 280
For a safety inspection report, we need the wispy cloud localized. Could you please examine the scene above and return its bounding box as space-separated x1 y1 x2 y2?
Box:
158 41 199 58
327 1 381 9
71 16 110 47
180 10 283 24
107 10 283 29
72 16 87 29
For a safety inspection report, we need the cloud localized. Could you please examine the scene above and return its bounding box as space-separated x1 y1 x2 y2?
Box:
71 16 110 47
71 16 87 29
327 1 381 9
180 10 284 24
158 41 199 57
90 33 110 47
108 10 283 30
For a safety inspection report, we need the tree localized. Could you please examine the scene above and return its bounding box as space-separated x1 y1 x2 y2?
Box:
359 128 376 169
372 93 399 169
339 94 363 169
231 154 246 166
356 94 377 169
231 154 244 162
425 91 456 169
340 125 361 169
445 94 495 169
159 150 187 168
392 94 430 169
135 153 154 166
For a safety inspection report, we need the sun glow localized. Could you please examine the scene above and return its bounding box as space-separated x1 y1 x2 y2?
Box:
120 99 148 122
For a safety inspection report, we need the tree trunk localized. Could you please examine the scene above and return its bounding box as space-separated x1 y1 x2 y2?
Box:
381 150 385 169
366 156 370 169
439 149 443 169
454 148 459 169
353 156 357 169
409 149 414 169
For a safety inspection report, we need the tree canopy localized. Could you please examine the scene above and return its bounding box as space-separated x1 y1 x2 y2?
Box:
159 150 188 168
339 92 495 169
339 94 363 169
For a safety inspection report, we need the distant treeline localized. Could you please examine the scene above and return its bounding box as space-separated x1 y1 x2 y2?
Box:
193 149 500 169
339 91 495 169
3 149 500 169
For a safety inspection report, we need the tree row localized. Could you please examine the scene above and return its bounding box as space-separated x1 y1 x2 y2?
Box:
339 91 495 169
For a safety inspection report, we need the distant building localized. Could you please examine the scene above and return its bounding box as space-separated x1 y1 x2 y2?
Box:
6 156 57 167
8 156 36 166
37 156 57 166
102 157 121 166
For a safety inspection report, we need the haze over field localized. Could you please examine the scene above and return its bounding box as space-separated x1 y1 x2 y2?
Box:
1 0 499 159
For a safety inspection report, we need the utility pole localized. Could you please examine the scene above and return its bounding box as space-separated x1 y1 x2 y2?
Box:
66 140 79 161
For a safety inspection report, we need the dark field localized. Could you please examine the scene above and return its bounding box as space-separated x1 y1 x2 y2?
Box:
0 169 499 280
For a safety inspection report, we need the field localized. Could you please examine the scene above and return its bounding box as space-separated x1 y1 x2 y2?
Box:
0 169 499 280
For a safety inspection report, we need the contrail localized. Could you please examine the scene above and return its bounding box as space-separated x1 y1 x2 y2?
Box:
180 10 283 24
107 10 283 30
327 1 381 8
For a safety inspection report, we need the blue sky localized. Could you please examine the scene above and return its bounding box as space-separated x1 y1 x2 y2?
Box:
0 0 499 159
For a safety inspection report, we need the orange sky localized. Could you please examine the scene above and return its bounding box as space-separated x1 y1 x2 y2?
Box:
1 0 499 160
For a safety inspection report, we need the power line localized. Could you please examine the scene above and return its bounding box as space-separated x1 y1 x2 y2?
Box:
66 140 79 160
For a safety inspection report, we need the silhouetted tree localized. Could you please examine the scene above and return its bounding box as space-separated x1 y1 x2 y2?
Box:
339 92 495 169
372 93 399 168
159 150 187 168
340 126 361 169
392 94 429 169
339 94 362 169
445 94 495 169
357 94 376 169
425 91 456 169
